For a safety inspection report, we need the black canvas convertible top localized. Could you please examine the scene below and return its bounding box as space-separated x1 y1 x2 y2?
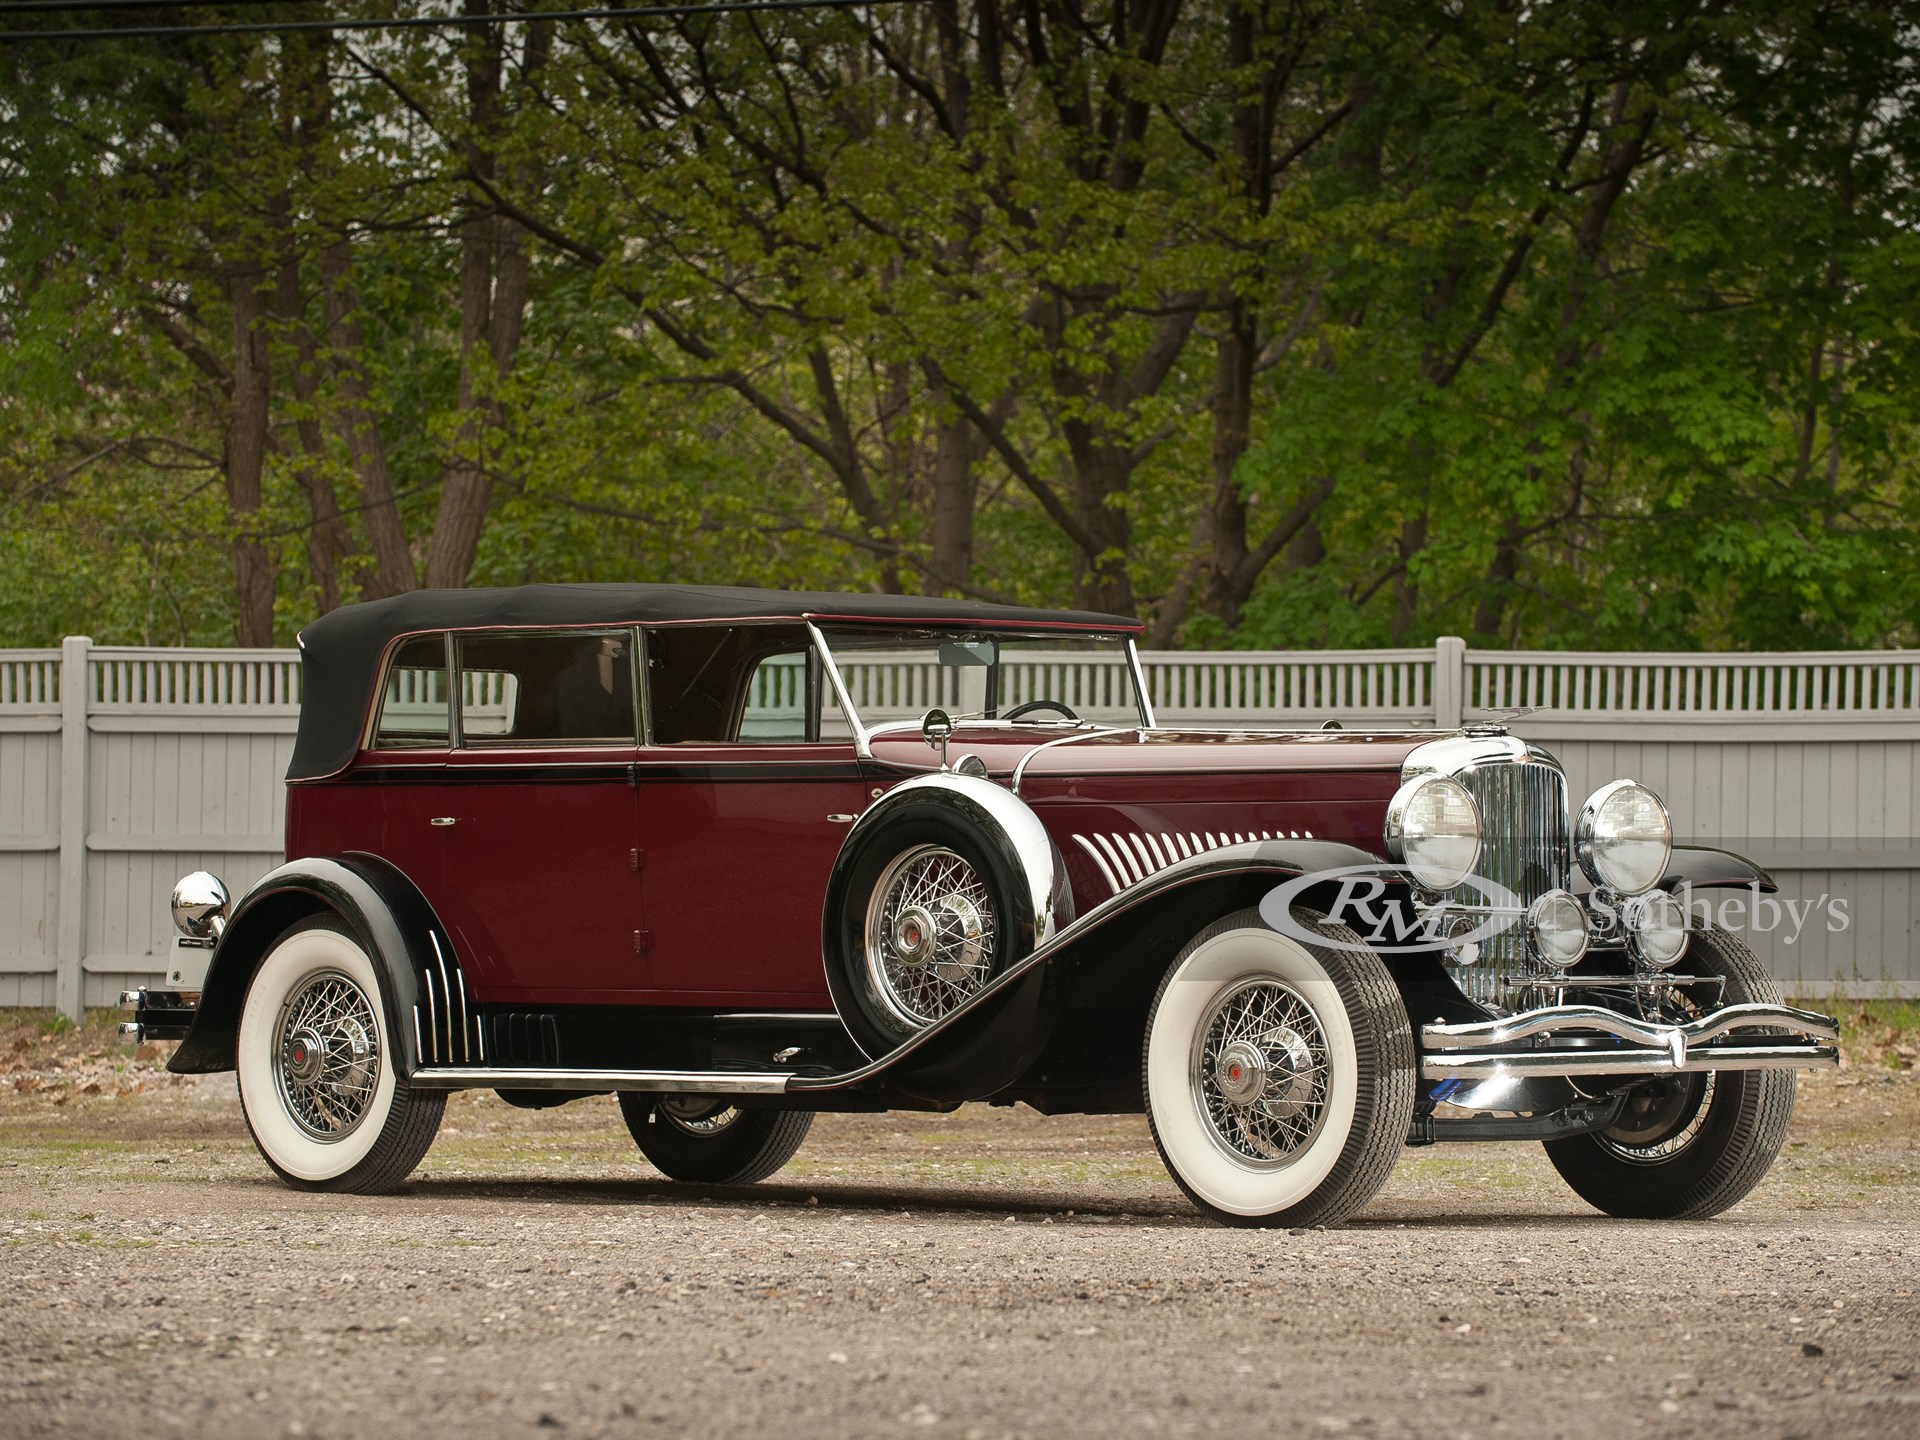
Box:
288 584 1140 780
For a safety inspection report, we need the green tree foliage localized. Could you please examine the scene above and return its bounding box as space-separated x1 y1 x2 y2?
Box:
1 0 1914 650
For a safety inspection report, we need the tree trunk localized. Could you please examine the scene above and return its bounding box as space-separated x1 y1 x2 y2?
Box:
423 206 507 590
319 241 417 598
225 268 278 646
275 262 349 615
928 412 977 595
422 13 547 590
1199 296 1256 627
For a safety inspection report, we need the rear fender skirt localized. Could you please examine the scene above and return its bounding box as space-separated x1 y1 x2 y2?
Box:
795 839 1389 1104
168 855 446 1075
1658 845 1776 894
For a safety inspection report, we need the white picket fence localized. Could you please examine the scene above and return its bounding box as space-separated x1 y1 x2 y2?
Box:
3 635 1914 1014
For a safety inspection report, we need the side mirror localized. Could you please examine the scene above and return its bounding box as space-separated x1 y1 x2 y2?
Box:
921 708 954 770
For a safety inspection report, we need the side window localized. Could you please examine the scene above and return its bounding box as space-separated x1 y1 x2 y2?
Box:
741 653 807 741
373 635 451 748
455 631 636 746
648 625 849 744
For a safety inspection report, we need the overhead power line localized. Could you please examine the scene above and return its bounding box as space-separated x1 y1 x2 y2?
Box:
1 1 331 13
0 0 911 44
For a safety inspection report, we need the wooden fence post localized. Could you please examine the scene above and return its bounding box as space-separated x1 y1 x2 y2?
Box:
1433 636 1466 729
55 635 91 1021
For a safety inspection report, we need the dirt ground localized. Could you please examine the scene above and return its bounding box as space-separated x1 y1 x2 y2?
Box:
1 1012 1916 1440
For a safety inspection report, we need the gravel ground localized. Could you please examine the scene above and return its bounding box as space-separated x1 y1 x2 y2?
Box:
1 1027 1916 1440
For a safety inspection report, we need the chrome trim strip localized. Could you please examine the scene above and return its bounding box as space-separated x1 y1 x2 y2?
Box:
409 1067 796 1095
1009 727 1127 794
1422 1001 1839 1053
1071 834 1123 896
807 621 872 758
711 1011 843 1022
429 930 455 1063
1103 832 1144 884
1419 1044 1838 1079
454 959 471 1064
421 966 439 1065
412 1005 425 1065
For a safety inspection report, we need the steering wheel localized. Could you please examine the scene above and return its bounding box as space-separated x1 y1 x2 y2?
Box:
1003 699 1080 722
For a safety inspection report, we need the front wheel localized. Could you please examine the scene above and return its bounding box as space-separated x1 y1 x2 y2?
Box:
1143 907 1415 1228
236 914 444 1193
618 1094 813 1185
1544 923 1796 1220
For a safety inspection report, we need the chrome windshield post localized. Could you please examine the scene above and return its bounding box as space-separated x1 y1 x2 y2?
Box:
807 621 872 758
1126 638 1158 729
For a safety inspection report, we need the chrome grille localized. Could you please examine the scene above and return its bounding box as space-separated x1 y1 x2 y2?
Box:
1452 759 1570 1010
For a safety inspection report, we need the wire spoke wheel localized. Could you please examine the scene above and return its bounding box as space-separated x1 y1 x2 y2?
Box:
1191 977 1332 1170
271 968 381 1141
863 844 999 1028
658 1096 742 1136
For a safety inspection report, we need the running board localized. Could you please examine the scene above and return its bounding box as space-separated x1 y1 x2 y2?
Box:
408 1066 795 1095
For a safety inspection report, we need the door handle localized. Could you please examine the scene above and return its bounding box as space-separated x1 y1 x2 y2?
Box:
429 817 457 827
826 813 856 824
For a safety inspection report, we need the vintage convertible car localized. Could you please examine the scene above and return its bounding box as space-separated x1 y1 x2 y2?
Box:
122 585 1838 1225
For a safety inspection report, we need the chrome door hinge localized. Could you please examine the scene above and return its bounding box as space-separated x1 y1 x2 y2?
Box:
630 848 644 873
633 929 653 956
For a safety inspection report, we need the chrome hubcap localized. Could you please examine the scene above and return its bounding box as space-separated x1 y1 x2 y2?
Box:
1191 978 1331 1169
271 970 380 1142
864 845 998 1027
892 905 938 967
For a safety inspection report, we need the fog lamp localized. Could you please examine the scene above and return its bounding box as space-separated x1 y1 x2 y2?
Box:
1624 890 1688 969
1527 890 1589 969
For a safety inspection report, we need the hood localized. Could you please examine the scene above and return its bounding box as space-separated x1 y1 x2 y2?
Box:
867 725 1438 784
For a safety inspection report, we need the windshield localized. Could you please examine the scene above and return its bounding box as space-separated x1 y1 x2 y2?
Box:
818 629 1147 734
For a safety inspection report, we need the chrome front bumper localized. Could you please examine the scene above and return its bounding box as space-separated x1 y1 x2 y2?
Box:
1419 1002 1840 1080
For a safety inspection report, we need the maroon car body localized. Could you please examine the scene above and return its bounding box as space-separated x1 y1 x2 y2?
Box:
126 585 1839 1226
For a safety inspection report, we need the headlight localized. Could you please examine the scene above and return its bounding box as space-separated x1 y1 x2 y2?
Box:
1384 775 1482 891
171 870 230 940
1623 890 1688 969
1575 780 1672 895
1527 889 1590 968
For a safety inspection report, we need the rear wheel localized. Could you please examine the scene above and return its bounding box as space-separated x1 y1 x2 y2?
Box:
1143 907 1414 1228
235 914 444 1193
1545 923 1796 1220
618 1094 813 1185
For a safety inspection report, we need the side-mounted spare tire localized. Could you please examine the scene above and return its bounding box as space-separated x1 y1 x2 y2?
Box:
822 773 1067 1058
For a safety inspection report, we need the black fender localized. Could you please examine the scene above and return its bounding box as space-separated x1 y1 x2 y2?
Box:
1658 845 1776 894
797 839 1389 1104
168 853 456 1076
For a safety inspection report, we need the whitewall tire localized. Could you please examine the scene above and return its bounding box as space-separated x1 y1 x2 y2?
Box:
1144 907 1414 1227
236 914 444 1193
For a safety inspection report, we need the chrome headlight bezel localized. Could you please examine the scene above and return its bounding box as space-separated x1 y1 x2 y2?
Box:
1575 779 1673 897
1384 774 1483 892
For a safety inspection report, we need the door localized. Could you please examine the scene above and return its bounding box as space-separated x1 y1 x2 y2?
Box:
635 630 868 1006
428 629 647 1003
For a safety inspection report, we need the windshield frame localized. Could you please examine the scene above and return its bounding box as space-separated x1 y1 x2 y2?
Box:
806 623 1154 757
